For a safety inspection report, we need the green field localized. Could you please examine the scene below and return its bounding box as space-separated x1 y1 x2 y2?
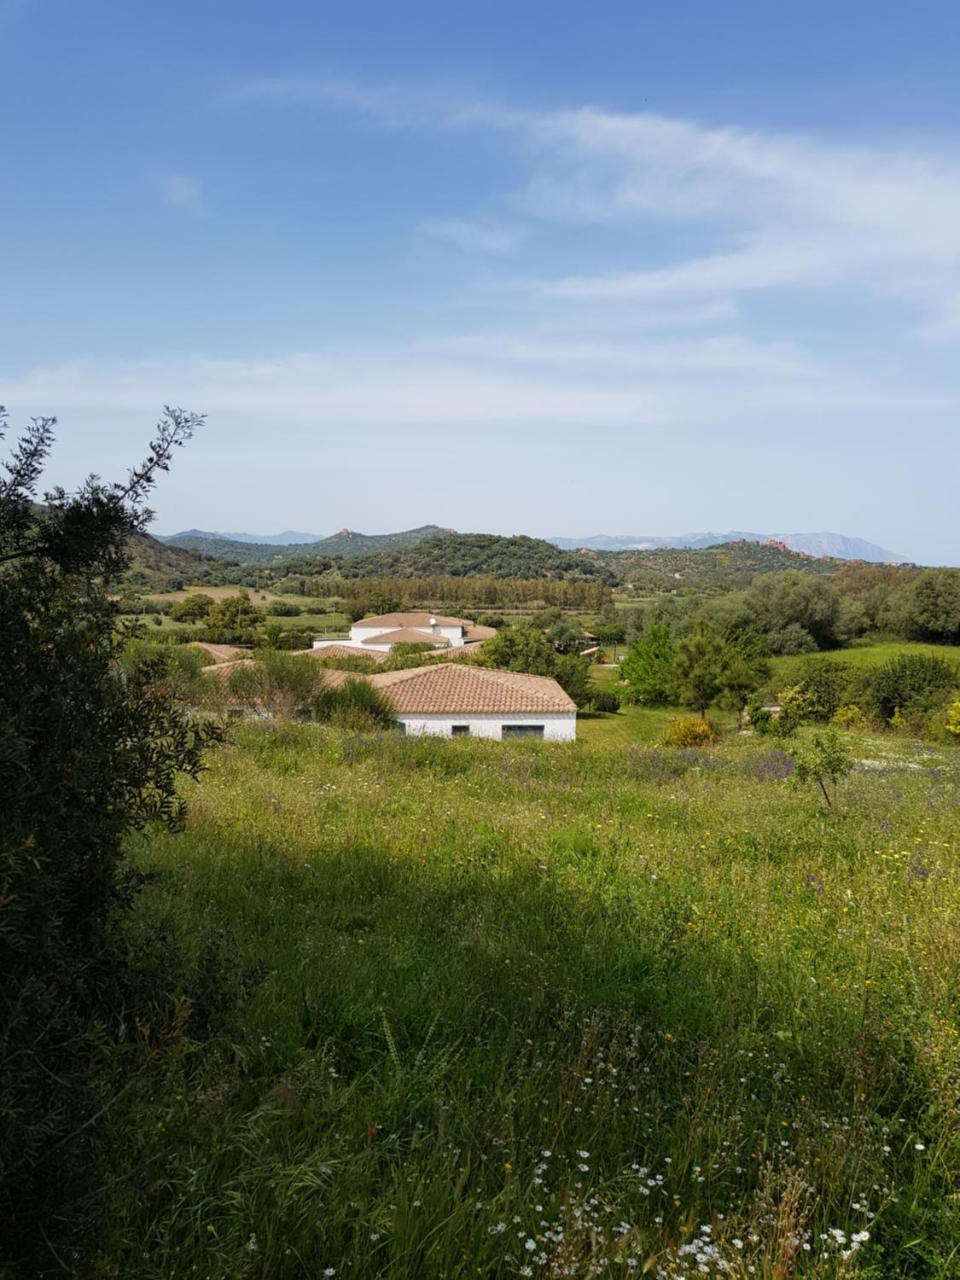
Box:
770 639 960 684
93 715 960 1278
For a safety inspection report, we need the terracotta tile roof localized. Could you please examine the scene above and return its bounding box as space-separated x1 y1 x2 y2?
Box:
189 642 250 662
303 644 388 664
353 612 467 629
420 642 486 662
201 658 257 682
368 663 576 714
361 628 450 648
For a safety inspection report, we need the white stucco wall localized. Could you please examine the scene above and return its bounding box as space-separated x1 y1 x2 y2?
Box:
396 711 576 741
349 623 465 647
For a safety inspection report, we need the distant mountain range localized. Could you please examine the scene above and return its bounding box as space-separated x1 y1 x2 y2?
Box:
550 531 902 563
159 524 903 566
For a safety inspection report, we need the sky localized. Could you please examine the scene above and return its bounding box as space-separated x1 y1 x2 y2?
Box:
2 1 960 563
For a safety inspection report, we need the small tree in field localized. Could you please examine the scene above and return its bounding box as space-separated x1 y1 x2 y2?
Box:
717 640 770 729
789 728 854 808
672 620 725 718
0 406 221 1272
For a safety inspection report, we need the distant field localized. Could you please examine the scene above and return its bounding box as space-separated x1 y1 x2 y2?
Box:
99 720 960 1276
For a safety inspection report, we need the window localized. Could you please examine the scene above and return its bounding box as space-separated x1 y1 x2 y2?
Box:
502 725 544 739
451 724 470 736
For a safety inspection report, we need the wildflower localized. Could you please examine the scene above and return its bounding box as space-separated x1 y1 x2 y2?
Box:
914 1142 925 1151
525 1238 537 1252
324 1270 336 1277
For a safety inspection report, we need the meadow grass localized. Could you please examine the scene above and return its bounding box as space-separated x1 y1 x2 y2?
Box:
770 640 960 687
97 718 960 1279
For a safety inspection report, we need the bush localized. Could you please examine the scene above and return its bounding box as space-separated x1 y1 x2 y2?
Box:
869 653 956 722
795 658 852 721
266 601 301 616
948 700 960 738
664 717 718 748
314 677 397 729
766 622 818 655
832 703 866 729
588 689 621 713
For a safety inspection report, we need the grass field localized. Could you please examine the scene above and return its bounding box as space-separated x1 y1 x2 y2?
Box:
96 714 960 1278
770 640 960 688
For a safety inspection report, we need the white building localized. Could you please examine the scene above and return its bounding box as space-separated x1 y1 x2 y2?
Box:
367 662 577 740
312 611 496 657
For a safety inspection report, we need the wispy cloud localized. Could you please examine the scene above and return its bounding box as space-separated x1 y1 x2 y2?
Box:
420 217 521 255
150 170 207 214
227 76 960 333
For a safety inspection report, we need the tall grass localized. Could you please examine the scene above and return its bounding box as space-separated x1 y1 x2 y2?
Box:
98 725 960 1278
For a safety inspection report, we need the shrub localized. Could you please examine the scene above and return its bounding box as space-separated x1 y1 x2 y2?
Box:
266 601 301 616
832 703 866 729
313 678 396 729
664 717 718 748
766 622 818 655
869 653 956 722
778 683 815 733
795 658 852 721
588 689 621 713
947 700 960 738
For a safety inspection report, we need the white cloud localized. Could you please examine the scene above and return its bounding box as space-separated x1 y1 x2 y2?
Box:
229 76 960 330
150 170 207 214
420 217 521 254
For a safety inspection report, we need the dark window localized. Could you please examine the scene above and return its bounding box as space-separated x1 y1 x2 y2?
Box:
502 725 545 739
451 724 470 736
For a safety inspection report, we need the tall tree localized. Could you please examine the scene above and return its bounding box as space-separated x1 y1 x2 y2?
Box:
0 406 220 1274
672 620 725 718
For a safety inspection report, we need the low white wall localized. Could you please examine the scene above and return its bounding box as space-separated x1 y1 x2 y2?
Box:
397 712 576 741
312 638 352 651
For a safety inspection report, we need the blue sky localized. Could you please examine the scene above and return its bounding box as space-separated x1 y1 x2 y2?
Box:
2 0 960 562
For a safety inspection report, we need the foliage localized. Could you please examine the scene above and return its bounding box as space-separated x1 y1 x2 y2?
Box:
380 642 437 671
586 689 621 713
663 716 718 748
475 623 591 706
869 652 956 722
905 569 960 644
0 406 220 1274
747 571 842 651
947 700 960 738
266 600 302 616
313 677 397 730
787 728 854 808
169 591 215 621
832 703 866 729
777 683 816 734
671 620 725 717
715 638 770 728
793 657 853 722
620 624 675 706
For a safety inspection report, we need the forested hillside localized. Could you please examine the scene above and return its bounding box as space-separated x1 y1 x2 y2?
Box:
163 524 453 562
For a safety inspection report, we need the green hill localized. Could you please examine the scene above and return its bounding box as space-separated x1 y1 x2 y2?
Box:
334 533 615 582
606 539 846 590
163 524 453 564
